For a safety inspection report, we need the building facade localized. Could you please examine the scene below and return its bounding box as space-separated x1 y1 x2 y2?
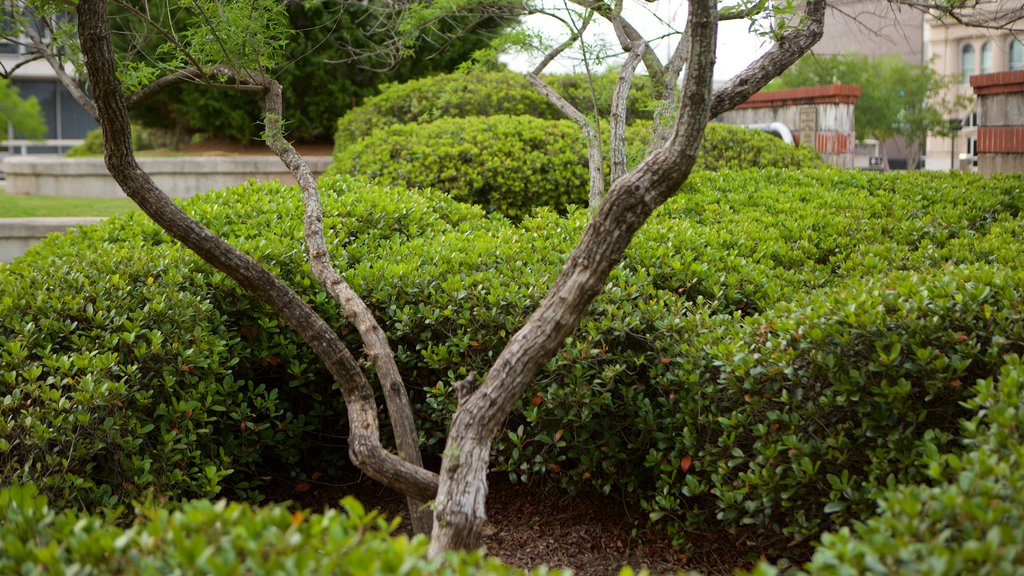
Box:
923 19 1024 170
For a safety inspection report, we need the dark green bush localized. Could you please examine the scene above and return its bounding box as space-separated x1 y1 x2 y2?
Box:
3 169 1023 560
328 115 591 219
334 69 656 150
771 356 1024 575
0 178 492 511
0 484 565 575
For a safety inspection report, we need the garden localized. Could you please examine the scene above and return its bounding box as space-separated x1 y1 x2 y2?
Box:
3 0 1024 573
2 67 1024 574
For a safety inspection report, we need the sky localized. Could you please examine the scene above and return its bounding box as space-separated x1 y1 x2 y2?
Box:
501 0 773 81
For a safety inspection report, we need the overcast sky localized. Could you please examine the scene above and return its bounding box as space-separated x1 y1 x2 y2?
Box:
501 1 772 81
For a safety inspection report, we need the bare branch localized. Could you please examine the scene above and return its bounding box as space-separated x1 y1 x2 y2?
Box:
23 25 97 120
76 0 440 508
526 73 606 208
262 79 434 535
0 53 44 79
532 9 594 76
610 42 646 183
710 0 827 119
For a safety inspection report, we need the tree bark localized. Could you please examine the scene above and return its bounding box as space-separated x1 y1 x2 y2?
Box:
263 82 432 534
428 0 720 554
76 0 439 507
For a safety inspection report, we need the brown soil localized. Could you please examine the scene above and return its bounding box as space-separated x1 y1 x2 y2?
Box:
274 472 748 575
176 137 334 157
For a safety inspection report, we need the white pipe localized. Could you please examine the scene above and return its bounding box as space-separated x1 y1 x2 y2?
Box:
741 122 795 145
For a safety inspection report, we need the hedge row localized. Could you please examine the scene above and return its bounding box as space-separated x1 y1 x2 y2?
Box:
3 169 1022 559
0 484 565 575
330 119 822 219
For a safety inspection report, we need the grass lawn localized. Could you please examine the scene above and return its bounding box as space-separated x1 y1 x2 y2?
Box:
0 189 137 218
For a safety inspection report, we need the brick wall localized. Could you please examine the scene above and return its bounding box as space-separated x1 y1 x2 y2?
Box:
970 71 1024 175
719 84 861 168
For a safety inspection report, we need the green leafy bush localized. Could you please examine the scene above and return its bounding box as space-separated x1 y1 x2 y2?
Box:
0 484 566 575
334 69 656 150
330 118 822 220
65 124 186 157
328 115 591 219
3 169 1023 560
778 356 1024 575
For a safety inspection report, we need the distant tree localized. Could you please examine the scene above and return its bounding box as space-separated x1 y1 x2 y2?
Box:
771 51 967 160
0 78 46 140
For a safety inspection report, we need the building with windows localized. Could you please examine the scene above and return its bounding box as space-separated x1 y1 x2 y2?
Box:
0 29 96 156
923 20 1023 170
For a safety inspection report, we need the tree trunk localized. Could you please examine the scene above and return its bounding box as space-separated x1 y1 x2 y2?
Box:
75 0 439 509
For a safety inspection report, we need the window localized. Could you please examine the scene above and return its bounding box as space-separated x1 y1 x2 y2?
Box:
963 110 979 128
961 44 976 83
1012 40 1024 71
981 42 993 74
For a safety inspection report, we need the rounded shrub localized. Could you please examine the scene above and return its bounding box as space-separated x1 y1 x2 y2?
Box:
334 69 658 150
328 114 591 220
784 356 1024 575
334 70 562 149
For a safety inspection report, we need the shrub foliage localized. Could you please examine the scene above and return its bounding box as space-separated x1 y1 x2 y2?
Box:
2 169 1022 561
0 484 564 575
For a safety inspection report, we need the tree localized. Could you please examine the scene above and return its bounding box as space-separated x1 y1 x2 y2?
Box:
13 0 1022 557
0 79 47 141
105 1 510 142
771 51 966 162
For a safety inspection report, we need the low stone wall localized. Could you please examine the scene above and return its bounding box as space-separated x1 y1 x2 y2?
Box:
0 217 104 263
2 155 333 199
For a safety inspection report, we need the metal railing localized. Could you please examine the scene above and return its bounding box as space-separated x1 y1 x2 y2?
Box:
1 139 86 155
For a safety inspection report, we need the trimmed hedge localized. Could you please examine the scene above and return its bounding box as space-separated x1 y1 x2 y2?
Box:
793 356 1024 575
329 119 821 220
3 169 1023 560
334 69 656 150
328 114 591 220
0 484 566 575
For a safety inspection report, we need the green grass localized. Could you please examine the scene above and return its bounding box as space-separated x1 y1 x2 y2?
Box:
0 190 138 218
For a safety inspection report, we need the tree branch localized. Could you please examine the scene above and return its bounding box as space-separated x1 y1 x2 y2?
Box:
76 0 439 507
23 25 97 120
430 0 720 555
262 79 433 535
610 42 646 183
526 73 605 208
710 0 826 119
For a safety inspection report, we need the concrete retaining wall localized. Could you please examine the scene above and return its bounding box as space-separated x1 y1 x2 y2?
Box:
0 217 104 263
719 84 861 168
2 155 333 198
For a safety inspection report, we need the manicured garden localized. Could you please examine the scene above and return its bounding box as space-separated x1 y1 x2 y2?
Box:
2 68 1024 574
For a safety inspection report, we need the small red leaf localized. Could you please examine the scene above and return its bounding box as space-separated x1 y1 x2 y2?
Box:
531 393 543 406
294 482 310 493
680 456 693 472
660 357 672 364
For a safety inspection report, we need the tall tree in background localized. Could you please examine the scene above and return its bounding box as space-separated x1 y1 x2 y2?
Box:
772 51 967 163
114 1 511 142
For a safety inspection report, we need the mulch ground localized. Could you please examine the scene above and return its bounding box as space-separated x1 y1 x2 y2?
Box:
272 471 749 575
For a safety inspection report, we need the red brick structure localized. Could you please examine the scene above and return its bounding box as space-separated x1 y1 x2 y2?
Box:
970 71 1024 175
719 84 861 168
